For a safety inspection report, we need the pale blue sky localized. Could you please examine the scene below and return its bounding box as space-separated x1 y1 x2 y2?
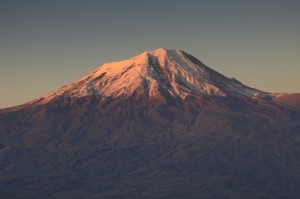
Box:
1 0 299 108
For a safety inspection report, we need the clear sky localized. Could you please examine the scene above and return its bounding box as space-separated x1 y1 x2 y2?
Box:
1 0 299 108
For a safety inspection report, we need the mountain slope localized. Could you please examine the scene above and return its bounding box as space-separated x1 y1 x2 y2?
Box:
0 49 300 199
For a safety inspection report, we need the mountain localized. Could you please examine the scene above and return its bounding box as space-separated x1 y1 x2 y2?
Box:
1 48 300 199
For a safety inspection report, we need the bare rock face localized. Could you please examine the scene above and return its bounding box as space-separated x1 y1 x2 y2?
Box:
1 49 300 199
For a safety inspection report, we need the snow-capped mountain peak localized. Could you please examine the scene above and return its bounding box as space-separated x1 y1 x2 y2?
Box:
37 48 265 104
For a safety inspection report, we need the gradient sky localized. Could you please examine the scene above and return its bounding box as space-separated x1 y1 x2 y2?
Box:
1 0 299 108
